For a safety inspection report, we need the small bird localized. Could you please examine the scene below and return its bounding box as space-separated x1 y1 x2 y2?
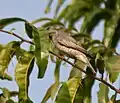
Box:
48 26 96 74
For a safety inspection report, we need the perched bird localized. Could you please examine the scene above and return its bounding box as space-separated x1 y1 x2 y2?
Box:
48 26 96 74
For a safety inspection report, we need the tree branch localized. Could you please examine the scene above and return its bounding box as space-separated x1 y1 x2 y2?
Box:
49 51 120 94
1 29 120 94
0 29 34 45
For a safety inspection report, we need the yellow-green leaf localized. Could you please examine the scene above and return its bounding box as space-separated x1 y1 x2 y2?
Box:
55 77 81 103
105 55 120 83
0 41 20 80
15 50 34 102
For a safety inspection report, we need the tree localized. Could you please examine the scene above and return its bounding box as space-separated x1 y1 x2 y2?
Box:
0 0 120 103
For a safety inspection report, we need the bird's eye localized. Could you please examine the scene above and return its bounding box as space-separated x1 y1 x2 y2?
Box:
49 34 52 40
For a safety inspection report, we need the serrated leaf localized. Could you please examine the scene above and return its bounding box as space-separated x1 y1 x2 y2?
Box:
0 41 20 80
41 82 60 103
0 17 26 29
80 8 111 33
97 83 109 103
55 77 81 103
15 50 34 102
105 55 120 83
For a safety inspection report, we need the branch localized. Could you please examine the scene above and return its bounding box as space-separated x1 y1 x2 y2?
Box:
49 51 120 94
0 29 34 45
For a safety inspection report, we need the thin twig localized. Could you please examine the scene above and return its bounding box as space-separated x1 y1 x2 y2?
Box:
49 51 120 94
0 29 34 45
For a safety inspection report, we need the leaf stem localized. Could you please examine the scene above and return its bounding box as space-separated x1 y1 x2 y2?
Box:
49 51 120 94
0 29 34 45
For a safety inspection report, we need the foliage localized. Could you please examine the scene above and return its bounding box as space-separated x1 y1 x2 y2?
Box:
0 0 120 103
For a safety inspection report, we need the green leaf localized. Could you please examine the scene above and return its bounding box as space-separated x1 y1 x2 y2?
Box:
54 0 66 18
41 20 64 28
103 13 119 47
80 8 111 33
0 41 20 80
25 22 34 39
31 18 53 25
0 87 18 103
35 27 50 78
110 19 120 48
55 77 81 103
97 83 109 103
45 0 53 13
41 82 60 103
6 99 15 103
95 53 105 76
105 55 120 83
68 61 85 79
54 59 61 82
82 76 94 103
0 17 26 29
15 50 34 102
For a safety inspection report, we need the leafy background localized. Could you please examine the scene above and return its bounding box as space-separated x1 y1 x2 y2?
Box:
0 0 120 103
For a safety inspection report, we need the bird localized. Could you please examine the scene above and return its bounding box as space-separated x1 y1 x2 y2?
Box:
47 26 96 74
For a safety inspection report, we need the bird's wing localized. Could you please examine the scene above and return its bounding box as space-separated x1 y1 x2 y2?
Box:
57 36 87 54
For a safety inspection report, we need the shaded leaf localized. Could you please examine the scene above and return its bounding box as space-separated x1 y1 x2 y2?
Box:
54 0 66 18
0 17 26 29
31 18 52 25
54 59 61 82
97 83 109 103
80 8 111 33
105 55 120 83
55 77 81 103
15 50 34 102
82 76 94 103
45 0 53 13
0 41 20 80
103 13 119 47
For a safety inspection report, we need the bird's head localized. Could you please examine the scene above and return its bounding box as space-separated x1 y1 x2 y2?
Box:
46 25 64 40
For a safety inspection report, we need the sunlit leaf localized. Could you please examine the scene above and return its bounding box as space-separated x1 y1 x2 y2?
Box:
0 17 26 29
36 27 50 78
15 50 34 102
55 77 81 103
0 41 20 80
41 82 60 103
68 61 85 79
97 83 109 103
0 87 18 103
105 55 120 83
